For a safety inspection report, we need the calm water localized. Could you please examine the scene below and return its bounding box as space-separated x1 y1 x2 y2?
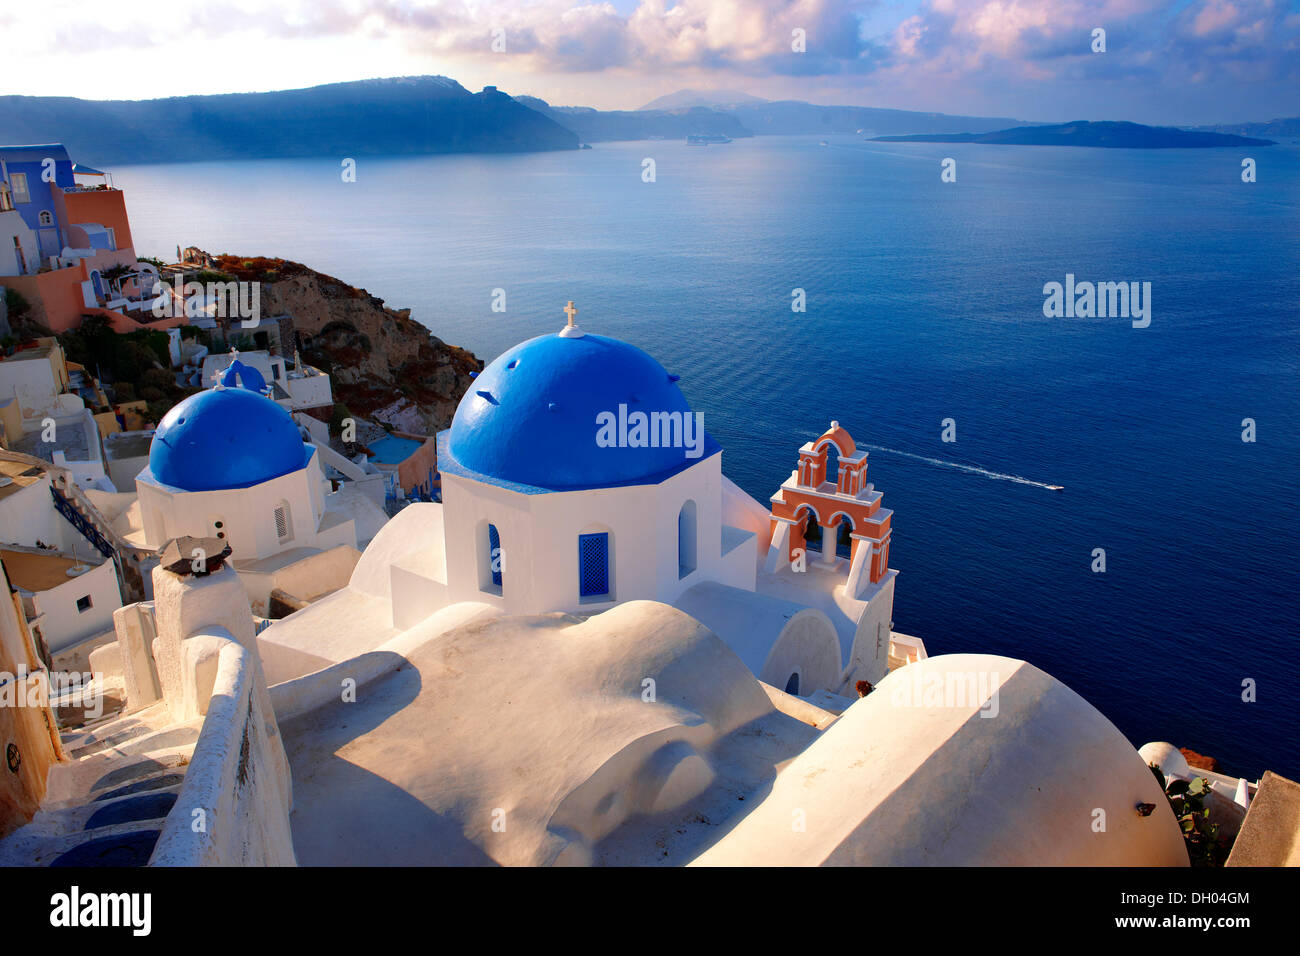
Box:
114 137 1300 778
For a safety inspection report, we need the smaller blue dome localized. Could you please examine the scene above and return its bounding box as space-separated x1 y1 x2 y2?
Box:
219 358 267 393
148 387 309 492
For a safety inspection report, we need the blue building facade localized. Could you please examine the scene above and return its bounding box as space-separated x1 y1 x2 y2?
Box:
0 145 76 262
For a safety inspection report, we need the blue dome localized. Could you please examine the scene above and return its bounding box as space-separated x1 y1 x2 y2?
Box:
148 387 310 492
448 332 701 489
219 358 267 393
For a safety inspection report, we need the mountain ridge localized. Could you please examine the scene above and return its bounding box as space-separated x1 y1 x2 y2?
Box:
872 120 1276 148
0 77 578 163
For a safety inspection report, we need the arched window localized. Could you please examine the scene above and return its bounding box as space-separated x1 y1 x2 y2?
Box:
835 515 854 559
784 672 800 696
578 532 611 600
795 504 822 554
488 523 503 588
822 442 840 489
477 521 503 595
38 210 53 226
677 500 697 579
273 501 293 542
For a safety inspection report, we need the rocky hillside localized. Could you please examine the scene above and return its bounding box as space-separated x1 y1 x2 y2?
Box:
212 255 482 433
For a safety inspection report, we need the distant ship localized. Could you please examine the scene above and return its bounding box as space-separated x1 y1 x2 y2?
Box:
686 133 732 145
819 140 829 146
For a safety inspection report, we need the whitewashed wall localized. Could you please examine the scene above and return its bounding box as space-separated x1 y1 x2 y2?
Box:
31 557 120 652
136 449 330 561
440 455 746 616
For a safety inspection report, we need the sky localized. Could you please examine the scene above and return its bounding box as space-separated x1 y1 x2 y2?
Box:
2 0 1297 125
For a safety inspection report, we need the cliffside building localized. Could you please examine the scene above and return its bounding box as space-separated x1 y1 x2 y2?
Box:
0 144 175 334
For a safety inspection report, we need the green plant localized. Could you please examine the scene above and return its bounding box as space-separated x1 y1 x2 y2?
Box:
141 367 175 391
329 402 353 438
145 398 174 423
1149 765 1229 867
4 287 31 320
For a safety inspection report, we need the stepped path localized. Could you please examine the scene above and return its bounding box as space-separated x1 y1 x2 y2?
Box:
0 703 200 867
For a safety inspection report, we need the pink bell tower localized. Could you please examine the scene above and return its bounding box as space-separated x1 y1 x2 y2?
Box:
764 422 893 598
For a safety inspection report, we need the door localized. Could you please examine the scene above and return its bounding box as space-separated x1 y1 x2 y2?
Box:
38 228 60 260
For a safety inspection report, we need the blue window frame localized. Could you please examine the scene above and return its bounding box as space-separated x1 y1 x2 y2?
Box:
578 532 610 598
488 523 502 587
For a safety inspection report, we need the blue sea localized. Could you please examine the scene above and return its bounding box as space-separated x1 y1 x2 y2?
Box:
113 136 1300 779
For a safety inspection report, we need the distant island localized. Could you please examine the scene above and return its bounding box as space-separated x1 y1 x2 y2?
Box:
514 96 753 144
0 77 579 163
872 120 1276 148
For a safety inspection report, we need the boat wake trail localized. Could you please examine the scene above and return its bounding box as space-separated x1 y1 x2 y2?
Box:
859 444 1063 491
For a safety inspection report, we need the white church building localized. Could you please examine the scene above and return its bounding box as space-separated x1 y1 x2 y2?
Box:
105 358 387 614
258 307 907 697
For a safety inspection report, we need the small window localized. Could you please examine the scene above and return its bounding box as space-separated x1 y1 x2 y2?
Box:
9 172 29 204
578 532 610 599
38 210 53 226
76 595 93 613
784 672 800 696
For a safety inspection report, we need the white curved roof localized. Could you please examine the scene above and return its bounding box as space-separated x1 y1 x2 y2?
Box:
692 653 1188 866
674 580 841 691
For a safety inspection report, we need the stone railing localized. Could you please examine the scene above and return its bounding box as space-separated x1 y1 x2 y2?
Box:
149 634 295 866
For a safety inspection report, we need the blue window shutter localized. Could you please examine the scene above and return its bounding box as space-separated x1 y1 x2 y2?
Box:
488 524 502 587
578 533 610 597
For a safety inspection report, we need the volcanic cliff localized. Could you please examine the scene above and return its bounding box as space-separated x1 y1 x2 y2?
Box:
211 255 482 433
